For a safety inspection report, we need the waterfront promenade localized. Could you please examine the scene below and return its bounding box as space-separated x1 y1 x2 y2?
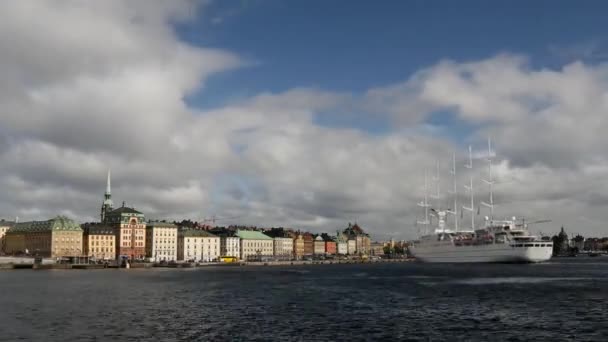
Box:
0 256 412 270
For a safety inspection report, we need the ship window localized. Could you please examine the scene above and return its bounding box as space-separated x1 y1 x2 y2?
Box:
524 244 533 247
547 244 552 247
540 244 546 247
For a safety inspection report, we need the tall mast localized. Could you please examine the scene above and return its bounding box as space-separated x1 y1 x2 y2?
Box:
462 145 475 231
447 153 458 232
431 161 441 202
481 138 494 220
417 170 430 235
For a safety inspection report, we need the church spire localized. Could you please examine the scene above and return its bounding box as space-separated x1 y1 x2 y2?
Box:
101 168 114 223
106 168 111 195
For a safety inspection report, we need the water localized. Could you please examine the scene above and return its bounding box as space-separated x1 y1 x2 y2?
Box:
1 258 607 341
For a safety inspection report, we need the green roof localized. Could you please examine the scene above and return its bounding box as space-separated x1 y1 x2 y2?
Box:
8 216 82 234
147 222 178 229
236 230 272 240
108 207 143 215
180 229 218 238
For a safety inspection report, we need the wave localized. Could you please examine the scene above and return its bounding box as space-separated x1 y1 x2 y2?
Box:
450 277 594 285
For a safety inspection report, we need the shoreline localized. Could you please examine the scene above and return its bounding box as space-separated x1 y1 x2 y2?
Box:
0 258 414 270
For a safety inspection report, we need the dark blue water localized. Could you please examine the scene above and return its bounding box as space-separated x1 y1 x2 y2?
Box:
0 259 607 341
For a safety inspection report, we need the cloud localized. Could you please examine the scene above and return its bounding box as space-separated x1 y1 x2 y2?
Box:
1 2 608 240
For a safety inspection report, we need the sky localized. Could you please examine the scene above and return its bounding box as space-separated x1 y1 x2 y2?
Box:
2 0 608 239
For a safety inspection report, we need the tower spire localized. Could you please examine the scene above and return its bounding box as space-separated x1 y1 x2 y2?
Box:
101 168 114 223
106 168 111 195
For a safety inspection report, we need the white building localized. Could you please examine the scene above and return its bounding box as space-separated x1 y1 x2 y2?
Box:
347 240 357 255
337 241 348 255
145 222 178 262
221 236 240 259
273 237 294 260
178 229 220 262
236 230 273 261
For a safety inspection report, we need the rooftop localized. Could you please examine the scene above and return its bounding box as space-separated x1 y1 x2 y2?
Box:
180 229 218 238
108 206 143 215
147 221 178 229
82 223 114 235
236 230 272 240
8 216 82 233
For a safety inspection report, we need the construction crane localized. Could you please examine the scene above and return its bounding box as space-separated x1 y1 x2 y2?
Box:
201 215 242 226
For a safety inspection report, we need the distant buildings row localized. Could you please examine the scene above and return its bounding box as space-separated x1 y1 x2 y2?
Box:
0 215 373 262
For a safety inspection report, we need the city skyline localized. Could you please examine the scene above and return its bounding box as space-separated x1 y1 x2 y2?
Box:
2 1 608 238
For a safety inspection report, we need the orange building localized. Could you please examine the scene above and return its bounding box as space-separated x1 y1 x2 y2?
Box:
105 205 146 260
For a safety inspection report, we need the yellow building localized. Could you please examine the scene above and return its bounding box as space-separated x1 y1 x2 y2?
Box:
82 224 115 260
4 216 83 258
0 219 15 254
293 234 304 260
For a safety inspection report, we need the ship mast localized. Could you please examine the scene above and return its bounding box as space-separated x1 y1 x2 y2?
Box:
417 170 430 235
481 138 494 221
462 145 475 231
446 153 458 232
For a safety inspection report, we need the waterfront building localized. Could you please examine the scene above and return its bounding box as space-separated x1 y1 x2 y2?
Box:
146 222 178 262
314 235 325 255
324 239 337 255
105 205 146 260
370 242 385 256
236 230 273 261
0 219 16 253
337 241 347 255
293 234 304 260
273 237 294 260
82 223 115 260
571 235 585 251
178 229 220 262
343 223 371 255
4 216 83 258
221 236 240 259
302 232 314 257
347 239 357 255
335 230 348 255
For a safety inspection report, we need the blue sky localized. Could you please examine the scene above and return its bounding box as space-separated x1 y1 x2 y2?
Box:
179 0 608 109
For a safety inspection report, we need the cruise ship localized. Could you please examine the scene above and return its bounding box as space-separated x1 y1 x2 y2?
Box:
409 141 553 263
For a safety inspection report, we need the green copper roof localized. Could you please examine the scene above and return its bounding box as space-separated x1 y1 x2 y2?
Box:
108 207 143 215
180 229 218 237
236 230 272 240
147 222 178 229
8 216 82 233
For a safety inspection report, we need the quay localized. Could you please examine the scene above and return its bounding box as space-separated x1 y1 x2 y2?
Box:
0 257 412 270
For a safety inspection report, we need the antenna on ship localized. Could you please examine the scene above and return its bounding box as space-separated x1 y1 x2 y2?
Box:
481 138 494 221
417 169 430 235
462 145 475 231
447 153 458 232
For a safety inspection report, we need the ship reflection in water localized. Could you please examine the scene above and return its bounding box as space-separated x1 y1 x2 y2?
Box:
0 259 606 341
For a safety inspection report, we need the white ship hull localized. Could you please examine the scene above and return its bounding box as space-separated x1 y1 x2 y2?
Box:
410 243 553 263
